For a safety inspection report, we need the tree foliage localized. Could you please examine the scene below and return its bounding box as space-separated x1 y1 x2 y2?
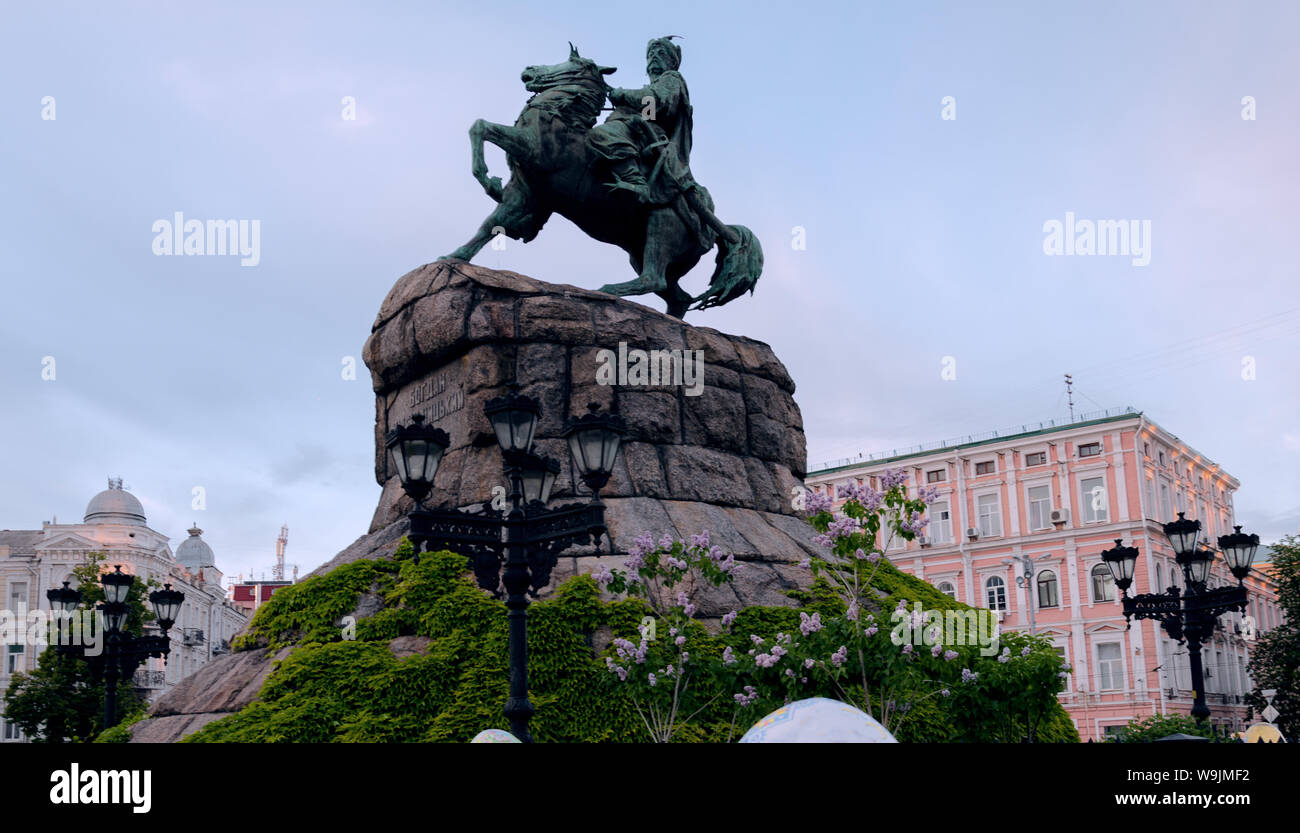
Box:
1245 535 1299 739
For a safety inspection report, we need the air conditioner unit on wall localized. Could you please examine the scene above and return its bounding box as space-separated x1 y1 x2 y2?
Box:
1050 508 1070 525
918 535 931 547
966 527 980 540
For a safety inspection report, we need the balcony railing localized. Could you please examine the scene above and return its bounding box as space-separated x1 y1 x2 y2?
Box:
181 628 205 646
132 669 167 689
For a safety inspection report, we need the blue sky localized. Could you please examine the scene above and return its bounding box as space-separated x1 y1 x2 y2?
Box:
1 0 1297 578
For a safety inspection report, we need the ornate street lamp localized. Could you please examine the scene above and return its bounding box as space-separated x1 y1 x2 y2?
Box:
1102 520 1256 723
1100 540 1139 592
1182 547 1215 587
387 391 623 742
46 566 182 730
1163 512 1201 558
563 402 627 493
484 384 541 453
149 584 184 631
1218 526 1260 581
385 414 451 506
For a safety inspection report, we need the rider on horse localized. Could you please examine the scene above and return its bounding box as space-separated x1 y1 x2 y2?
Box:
588 36 695 206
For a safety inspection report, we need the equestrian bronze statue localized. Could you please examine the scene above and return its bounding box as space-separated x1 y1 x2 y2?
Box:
441 37 762 318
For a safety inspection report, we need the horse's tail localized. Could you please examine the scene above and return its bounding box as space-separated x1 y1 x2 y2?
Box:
691 224 763 311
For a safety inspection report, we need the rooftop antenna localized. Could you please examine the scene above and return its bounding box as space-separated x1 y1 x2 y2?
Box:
274 524 288 582
1064 374 1075 422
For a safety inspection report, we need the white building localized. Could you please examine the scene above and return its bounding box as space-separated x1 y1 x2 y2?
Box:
0 479 249 742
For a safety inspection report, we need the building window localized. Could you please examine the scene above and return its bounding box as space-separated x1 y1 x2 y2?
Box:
1091 564 1115 602
1160 483 1172 521
2 718 21 741
1027 485 1052 530
1037 570 1059 608
1103 724 1126 740
975 460 995 475
937 581 956 599
926 469 945 483
1078 442 1102 458
1024 451 1047 467
976 494 1002 537
1081 476 1108 523
1097 642 1123 690
985 576 1007 611
1143 442 1150 457
8 582 26 611
930 501 951 544
1158 450 1166 466
6 644 22 674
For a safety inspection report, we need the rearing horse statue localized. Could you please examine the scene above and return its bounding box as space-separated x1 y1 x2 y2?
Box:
440 43 762 319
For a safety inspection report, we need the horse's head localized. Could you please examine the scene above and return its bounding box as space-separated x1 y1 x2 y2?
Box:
521 43 616 93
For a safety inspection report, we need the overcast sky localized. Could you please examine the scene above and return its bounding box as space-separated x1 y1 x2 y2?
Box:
1 1 1296 580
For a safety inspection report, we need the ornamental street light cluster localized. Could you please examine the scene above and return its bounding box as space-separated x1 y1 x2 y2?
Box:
1101 513 1260 723
386 385 626 742
46 566 184 729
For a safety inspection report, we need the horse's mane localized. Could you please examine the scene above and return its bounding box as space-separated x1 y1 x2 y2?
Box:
525 66 607 131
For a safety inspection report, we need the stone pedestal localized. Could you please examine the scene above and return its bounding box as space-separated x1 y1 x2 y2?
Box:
328 260 821 611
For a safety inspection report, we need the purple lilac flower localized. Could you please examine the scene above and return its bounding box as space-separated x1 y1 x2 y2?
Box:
804 658 816 670
591 562 614 588
932 643 944 658
1058 671 1068 679
804 490 833 515
831 645 848 667
998 647 1011 664
674 635 686 647
799 612 823 635
847 600 859 622
961 668 978 683
658 533 674 550
1021 645 1031 657
755 653 779 668
786 669 796 678
864 625 879 638
826 515 863 540
690 531 711 550
722 610 738 628
734 685 759 707
648 673 657 687
880 467 908 490
723 646 736 665
943 650 959 662
750 634 764 646
683 603 696 618
902 643 913 655
666 557 687 570
771 645 788 660
940 689 950 697
867 551 882 563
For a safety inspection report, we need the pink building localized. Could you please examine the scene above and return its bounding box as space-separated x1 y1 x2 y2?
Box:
806 407 1283 742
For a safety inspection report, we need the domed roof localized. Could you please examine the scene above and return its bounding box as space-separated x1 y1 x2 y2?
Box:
176 524 216 569
84 478 147 526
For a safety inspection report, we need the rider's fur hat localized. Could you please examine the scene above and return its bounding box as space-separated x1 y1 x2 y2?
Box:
647 36 682 70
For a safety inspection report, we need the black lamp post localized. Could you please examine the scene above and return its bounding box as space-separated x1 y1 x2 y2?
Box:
1101 512 1258 724
46 567 183 730
386 388 624 742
